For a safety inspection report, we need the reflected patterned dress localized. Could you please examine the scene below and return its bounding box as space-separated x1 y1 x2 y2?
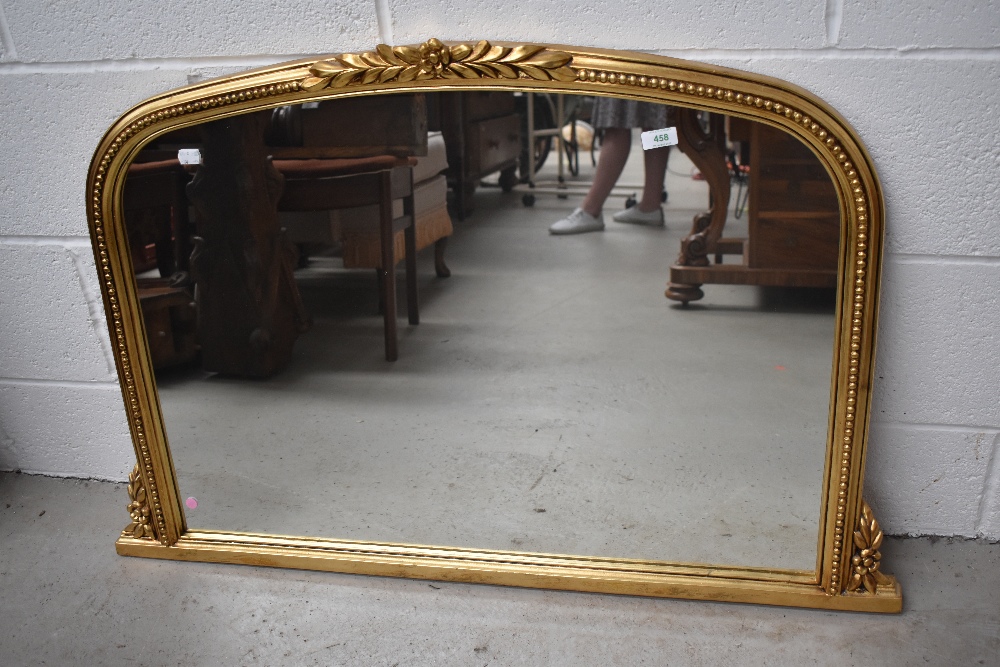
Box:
590 97 673 130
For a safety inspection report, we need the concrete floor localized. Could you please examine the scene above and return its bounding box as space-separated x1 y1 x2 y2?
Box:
154 144 835 570
2 472 998 666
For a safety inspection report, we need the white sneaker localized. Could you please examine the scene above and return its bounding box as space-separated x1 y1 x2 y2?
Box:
612 204 665 227
549 208 605 235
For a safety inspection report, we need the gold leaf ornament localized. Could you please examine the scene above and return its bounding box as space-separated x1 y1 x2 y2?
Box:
481 45 510 62
525 51 573 69
123 463 155 540
393 45 422 66
300 38 576 91
376 43 405 66
490 62 518 78
450 44 472 61
309 61 341 77
337 53 370 69
466 40 488 60
846 502 892 594
502 45 546 62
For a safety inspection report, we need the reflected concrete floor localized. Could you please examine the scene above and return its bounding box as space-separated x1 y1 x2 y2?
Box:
157 146 835 570
1 473 998 666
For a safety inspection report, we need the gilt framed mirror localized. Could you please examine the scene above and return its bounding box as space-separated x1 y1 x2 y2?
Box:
88 40 900 612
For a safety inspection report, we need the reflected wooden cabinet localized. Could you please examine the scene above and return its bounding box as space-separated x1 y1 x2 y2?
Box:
435 91 521 218
269 95 428 158
747 122 840 274
667 117 840 303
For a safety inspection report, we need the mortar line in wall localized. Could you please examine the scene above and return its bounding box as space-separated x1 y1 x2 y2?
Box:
824 0 844 47
1 46 999 76
975 433 1000 535
872 421 1000 434
0 235 93 247
373 0 394 45
0 468 128 484
0 1 18 61
0 378 120 389
649 47 1000 61
888 253 1000 266
67 247 118 376
0 53 316 75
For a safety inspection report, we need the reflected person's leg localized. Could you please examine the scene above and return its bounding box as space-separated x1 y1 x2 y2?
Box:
612 130 669 227
581 128 631 216
549 128 631 235
638 145 670 212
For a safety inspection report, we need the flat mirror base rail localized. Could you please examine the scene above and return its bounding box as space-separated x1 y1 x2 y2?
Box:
116 532 902 612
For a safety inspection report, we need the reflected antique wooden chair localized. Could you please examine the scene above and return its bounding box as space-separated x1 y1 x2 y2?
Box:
272 156 419 362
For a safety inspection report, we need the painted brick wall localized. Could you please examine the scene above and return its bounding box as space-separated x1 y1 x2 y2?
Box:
0 0 996 539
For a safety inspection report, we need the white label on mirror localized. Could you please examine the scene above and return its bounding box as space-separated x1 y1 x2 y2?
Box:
640 127 678 150
177 148 202 165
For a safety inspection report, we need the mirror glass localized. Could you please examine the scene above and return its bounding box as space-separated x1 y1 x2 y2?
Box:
125 90 840 570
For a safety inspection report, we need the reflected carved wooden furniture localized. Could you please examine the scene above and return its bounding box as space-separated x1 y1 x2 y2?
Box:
666 113 841 304
436 91 521 218
274 156 419 362
186 112 310 378
123 158 198 369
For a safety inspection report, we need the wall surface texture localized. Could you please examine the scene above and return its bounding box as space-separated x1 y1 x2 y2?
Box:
0 1 997 539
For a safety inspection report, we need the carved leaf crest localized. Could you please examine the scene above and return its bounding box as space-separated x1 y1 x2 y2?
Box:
846 501 892 594
123 463 155 540
301 38 576 92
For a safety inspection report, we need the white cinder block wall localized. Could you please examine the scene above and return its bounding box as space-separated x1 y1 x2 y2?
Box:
0 1 996 539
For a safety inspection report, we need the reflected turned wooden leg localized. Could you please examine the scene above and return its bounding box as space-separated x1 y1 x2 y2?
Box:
434 237 451 278
405 224 419 325
379 170 398 361
404 178 419 326
375 269 384 314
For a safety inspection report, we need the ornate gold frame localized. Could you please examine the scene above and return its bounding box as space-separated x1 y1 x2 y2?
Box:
88 40 900 612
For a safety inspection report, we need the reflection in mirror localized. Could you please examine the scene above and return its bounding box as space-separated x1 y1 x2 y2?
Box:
125 91 840 570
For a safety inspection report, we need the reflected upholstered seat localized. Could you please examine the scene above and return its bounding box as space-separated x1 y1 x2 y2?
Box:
272 155 419 362
280 131 454 279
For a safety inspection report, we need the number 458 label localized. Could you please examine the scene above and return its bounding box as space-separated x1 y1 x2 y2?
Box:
640 127 678 150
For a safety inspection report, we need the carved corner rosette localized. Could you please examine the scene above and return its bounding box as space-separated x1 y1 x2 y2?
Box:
123 463 156 540
846 501 892 594
301 38 576 91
